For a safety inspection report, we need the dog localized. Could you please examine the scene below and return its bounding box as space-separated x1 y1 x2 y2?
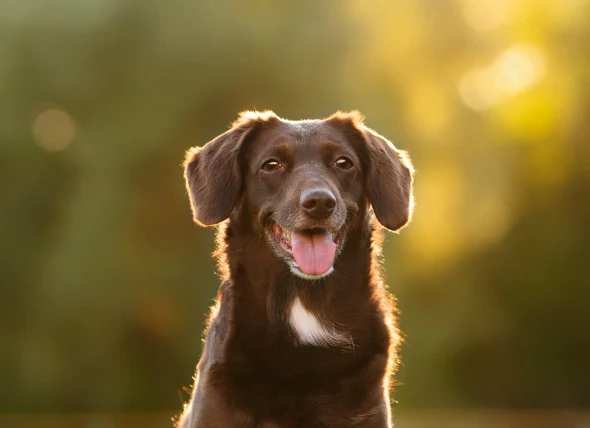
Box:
178 110 414 428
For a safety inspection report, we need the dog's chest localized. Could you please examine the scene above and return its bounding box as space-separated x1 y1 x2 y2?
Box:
288 297 351 348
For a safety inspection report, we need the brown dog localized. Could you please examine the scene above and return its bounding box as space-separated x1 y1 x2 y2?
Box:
178 111 414 428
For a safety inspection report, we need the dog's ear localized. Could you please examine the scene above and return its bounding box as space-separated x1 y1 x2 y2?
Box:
184 113 265 226
328 111 414 232
361 126 414 231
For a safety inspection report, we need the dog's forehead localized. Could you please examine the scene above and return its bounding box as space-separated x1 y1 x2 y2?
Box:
252 119 349 154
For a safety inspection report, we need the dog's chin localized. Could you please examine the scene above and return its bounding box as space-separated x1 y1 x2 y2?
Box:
266 222 344 281
289 264 335 280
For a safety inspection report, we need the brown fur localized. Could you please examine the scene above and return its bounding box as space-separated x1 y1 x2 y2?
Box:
178 111 414 427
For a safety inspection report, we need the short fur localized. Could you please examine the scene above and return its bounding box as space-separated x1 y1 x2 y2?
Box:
178 111 414 428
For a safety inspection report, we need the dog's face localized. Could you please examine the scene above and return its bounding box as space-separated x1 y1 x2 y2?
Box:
184 111 413 280
243 119 365 279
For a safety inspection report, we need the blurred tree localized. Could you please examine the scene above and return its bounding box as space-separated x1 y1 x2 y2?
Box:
0 0 589 414
0 0 359 411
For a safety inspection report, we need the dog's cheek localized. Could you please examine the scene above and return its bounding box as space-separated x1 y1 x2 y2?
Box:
255 205 273 231
338 167 357 188
342 175 365 210
244 186 273 231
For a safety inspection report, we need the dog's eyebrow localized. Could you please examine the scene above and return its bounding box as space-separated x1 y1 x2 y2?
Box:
320 140 337 152
278 143 294 156
320 139 356 158
263 139 294 158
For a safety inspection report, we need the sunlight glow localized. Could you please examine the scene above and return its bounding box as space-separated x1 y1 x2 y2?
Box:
406 164 468 266
459 44 546 111
459 67 501 111
491 45 546 94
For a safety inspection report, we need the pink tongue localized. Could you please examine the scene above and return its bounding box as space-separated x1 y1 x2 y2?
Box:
290 230 337 276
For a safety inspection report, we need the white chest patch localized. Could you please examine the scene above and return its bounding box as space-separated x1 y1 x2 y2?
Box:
289 297 350 347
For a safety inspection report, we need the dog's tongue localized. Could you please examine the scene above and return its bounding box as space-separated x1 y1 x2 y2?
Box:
290 230 336 276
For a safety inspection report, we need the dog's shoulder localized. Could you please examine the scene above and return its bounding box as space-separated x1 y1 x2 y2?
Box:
198 280 235 370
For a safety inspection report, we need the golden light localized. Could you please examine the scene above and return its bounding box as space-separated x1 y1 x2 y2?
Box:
405 163 468 268
458 44 546 111
490 45 546 94
407 81 451 140
32 108 77 152
461 0 511 31
458 67 501 111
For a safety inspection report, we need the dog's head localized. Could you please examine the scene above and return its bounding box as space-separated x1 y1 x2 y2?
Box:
184 111 414 280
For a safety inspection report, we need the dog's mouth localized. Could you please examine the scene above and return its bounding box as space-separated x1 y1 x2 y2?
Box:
269 223 343 280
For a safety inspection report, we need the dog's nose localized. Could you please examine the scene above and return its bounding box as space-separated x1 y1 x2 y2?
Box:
300 188 336 219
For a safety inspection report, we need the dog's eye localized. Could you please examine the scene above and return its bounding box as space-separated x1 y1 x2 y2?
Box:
261 159 283 172
335 157 354 170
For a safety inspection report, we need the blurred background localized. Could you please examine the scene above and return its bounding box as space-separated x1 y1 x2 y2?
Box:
1 0 589 427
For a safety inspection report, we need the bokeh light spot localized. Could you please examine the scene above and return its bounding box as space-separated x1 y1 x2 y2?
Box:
491 45 546 94
459 44 545 111
32 108 77 152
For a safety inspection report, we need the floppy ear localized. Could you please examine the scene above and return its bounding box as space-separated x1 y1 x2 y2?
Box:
183 119 256 226
361 126 414 231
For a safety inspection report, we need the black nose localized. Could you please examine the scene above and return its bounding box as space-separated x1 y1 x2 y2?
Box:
300 188 336 219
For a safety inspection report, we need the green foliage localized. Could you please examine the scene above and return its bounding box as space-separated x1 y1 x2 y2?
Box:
0 0 588 412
